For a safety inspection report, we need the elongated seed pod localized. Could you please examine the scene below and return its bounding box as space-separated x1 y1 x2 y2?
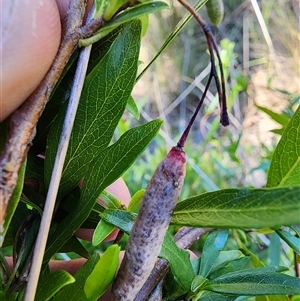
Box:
112 146 186 301
205 0 224 25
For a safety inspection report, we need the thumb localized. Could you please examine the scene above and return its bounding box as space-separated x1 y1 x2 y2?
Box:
1 0 61 121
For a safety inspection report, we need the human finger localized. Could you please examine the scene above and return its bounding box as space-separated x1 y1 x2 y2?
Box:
1 0 61 121
55 0 94 21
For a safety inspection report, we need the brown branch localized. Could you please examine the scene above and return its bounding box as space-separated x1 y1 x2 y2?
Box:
134 227 212 301
0 1 88 228
0 0 148 239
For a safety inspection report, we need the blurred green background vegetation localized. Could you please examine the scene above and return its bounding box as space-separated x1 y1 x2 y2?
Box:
116 0 300 277
120 0 299 197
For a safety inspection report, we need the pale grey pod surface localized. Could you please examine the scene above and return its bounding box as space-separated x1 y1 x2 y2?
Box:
112 146 186 301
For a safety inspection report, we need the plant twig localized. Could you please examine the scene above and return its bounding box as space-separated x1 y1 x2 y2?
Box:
134 227 212 301
177 72 212 148
177 0 229 127
148 278 164 301
0 0 87 229
0 0 138 239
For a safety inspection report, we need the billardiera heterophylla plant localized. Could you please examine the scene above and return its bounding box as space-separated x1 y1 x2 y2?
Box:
0 0 300 301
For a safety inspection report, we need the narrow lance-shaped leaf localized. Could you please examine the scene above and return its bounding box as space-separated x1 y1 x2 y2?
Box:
35 270 75 301
0 120 26 247
92 219 115 246
45 20 142 198
128 189 145 212
267 105 300 187
100 209 136 234
256 295 290 301
81 119 163 205
195 291 236 301
43 21 142 261
160 231 195 291
209 256 253 280
0 161 26 247
126 96 140 119
256 105 290 127
59 236 90 259
207 250 244 278
137 0 209 81
45 120 162 261
276 229 300 255
53 254 99 301
80 1 169 46
199 230 228 278
84 245 120 301
172 186 300 228
205 267 300 296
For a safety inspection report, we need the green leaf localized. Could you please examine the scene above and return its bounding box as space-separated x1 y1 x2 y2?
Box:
276 229 300 255
236 240 265 268
269 233 281 266
99 190 121 209
80 1 169 46
35 270 75 301
44 21 143 261
205 267 300 296
172 186 300 229
0 292 18 301
271 128 285 135
160 232 195 291
126 95 140 119
25 152 46 194
87 25 127 74
101 209 136 234
127 189 145 211
103 0 128 21
199 230 228 278
80 119 163 208
197 291 236 301
84 245 120 300
95 0 110 18
209 256 253 280
208 250 244 277
163 270 187 299
16 215 41 273
256 295 290 301
191 258 201 275
0 160 26 247
256 105 290 127
137 0 208 81
45 120 161 261
92 219 115 246
59 236 90 259
0 120 27 247
45 20 142 198
2 202 29 247
53 254 99 301
267 105 300 187
191 274 209 292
